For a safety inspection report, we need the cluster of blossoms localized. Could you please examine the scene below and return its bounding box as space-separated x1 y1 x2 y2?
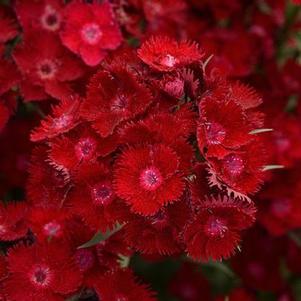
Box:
1 0 301 300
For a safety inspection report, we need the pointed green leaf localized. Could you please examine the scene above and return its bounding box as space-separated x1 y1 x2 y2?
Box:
77 222 124 249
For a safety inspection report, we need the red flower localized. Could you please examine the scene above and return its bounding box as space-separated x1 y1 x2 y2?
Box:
60 1 122 66
13 32 84 101
114 144 185 215
81 66 153 137
0 202 28 241
68 162 129 231
30 95 81 142
124 201 190 255
94 269 156 301
15 0 63 33
138 36 203 71
49 124 118 172
3 243 81 301
207 139 267 198
183 195 256 261
197 91 252 158
29 207 71 242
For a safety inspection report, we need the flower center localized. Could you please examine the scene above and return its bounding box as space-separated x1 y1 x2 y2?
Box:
205 122 226 145
75 137 97 161
52 115 73 130
81 23 102 45
223 154 245 177
111 94 128 112
30 265 52 287
204 216 228 238
159 54 178 67
43 221 62 237
270 198 291 218
75 249 95 272
37 59 57 80
140 167 163 191
40 5 60 31
91 182 114 206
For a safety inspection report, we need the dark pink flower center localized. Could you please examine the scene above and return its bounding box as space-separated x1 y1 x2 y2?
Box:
41 5 60 31
223 154 245 176
37 59 57 80
43 221 62 237
30 265 52 287
159 54 178 67
91 182 114 206
75 249 95 272
52 114 73 130
111 94 128 112
81 23 102 45
75 137 97 160
205 122 226 145
204 216 228 238
140 167 163 191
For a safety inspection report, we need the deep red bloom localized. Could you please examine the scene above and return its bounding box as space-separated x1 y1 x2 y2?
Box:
15 0 63 33
60 1 122 66
30 95 81 142
81 66 153 137
68 162 129 231
29 207 71 242
124 201 190 255
13 32 84 101
4 243 81 301
183 195 256 261
94 269 156 301
197 92 252 158
138 36 204 71
0 202 28 241
207 139 267 198
49 124 118 172
114 144 185 215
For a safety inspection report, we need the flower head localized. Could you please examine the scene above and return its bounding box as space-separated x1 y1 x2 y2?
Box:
138 36 204 71
114 144 185 215
3 243 81 301
60 1 122 66
183 195 256 261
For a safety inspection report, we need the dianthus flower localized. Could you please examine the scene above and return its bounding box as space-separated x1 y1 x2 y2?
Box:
183 195 256 261
60 1 122 66
4 243 81 301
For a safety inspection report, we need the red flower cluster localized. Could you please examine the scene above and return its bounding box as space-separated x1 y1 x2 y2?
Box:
1 0 301 300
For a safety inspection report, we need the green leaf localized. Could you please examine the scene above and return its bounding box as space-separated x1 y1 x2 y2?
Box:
77 222 124 249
